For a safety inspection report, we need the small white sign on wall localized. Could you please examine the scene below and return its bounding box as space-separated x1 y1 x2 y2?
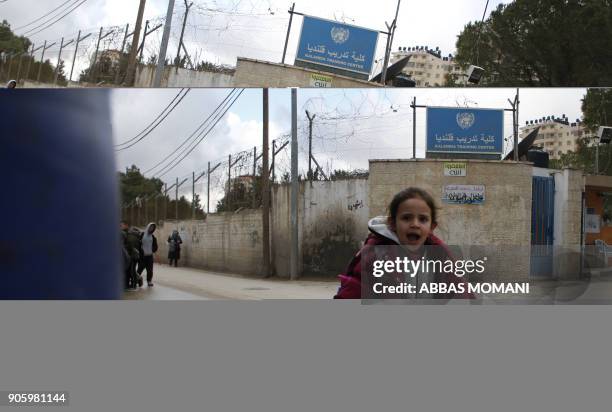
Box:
443 162 467 177
310 73 333 87
443 184 485 205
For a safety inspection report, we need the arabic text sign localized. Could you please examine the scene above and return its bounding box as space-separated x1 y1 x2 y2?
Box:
295 16 378 76
309 73 333 87
443 185 485 205
427 107 503 154
444 162 467 177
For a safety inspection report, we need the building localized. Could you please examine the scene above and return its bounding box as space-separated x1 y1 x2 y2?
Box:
96 49 123 66
388 46 465 87
520 116 595 160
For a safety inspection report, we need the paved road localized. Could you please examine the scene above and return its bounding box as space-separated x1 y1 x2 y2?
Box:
122 283 215 300
122 263 339 300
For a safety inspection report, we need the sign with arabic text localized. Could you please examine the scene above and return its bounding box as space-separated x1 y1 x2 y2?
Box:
309 73 333 87
295 15 378 77
427 107 503 154
442 185 485 205
443 162 467 177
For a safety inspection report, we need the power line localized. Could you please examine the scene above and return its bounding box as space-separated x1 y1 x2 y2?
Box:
155 89 245 179
13 0 78 30
144 88 239 176
115 88 189 150
21 0 90 38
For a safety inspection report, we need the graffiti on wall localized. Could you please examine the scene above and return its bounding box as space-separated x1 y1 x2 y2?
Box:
347 199 364 211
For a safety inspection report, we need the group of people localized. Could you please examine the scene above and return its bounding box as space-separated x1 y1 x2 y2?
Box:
120 220 183 291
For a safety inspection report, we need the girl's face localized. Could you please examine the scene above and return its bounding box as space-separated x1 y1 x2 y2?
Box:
389 197 436 250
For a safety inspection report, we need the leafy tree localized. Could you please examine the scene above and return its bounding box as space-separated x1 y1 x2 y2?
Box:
550 89 612 174
79 47 132 85
455 0 612 86
119 165 206 225
0 20 66 84
581 88 612 132
119 165 164 204
0 20 30 54
216 167 272 212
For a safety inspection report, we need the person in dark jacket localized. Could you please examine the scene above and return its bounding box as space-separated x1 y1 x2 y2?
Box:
120 220 143 290
334 187 472 300
167 229 183 267
137 222 158 287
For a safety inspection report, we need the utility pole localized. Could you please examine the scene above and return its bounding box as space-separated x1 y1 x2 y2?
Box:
206 161 221 213
69 30 92 83
412 96 416 159
252 146 257 208
16 49 26 83
380 0 401 85
228 154 232 211
515 88 520 161
54 37 74 85
37 41 56 83
306 110 316 184
125 0 147 86
114 24 131 85
153 0 176 87
262 88 271 277
508 91 519 161
25 43 42 82
175 0 193 72
290 88 298 280
89 27 115 84
193 169 207 218
164 183 168 220
281 3 295 64
207 162 211 213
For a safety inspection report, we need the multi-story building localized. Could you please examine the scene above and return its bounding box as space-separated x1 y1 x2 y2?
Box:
388 46 465 87
520 116 594 160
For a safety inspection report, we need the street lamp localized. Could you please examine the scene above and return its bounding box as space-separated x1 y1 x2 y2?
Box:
466 65 485 84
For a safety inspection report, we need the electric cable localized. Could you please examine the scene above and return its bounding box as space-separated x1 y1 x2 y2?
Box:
154 89 245 179
115 88 189 150
143 88 239 176
20 0 90 37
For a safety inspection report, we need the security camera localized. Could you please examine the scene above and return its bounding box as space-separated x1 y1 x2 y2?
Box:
598 126 612 144
466 65 485 84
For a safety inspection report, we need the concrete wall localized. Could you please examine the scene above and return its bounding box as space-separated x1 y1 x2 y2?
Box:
270 179 369 278
134 65 234 87
368 159 534 281
155 210 264 276
233 57 380 88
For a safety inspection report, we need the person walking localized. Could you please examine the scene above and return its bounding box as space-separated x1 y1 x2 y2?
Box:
167 229 183 267
137 222 158 287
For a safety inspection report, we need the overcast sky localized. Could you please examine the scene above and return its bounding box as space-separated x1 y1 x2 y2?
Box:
2 0 510 80
110 87 587 208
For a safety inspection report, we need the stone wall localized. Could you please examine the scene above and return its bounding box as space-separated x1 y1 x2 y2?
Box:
233 57 379 88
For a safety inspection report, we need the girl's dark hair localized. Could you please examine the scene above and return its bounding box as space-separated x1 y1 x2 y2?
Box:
387 187 439 224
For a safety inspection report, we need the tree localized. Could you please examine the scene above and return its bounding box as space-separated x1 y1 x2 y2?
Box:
455 0 612 86
550 89 612 174
80 50 131 85
0 20 31 54
581 88 612 132
0 20 66 84
119 165 164 205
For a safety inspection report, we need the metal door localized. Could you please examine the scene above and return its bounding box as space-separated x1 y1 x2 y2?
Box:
531 176 555 277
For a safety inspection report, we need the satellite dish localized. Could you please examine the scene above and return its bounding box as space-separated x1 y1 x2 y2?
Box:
371 55 412 84
504 127 541 161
